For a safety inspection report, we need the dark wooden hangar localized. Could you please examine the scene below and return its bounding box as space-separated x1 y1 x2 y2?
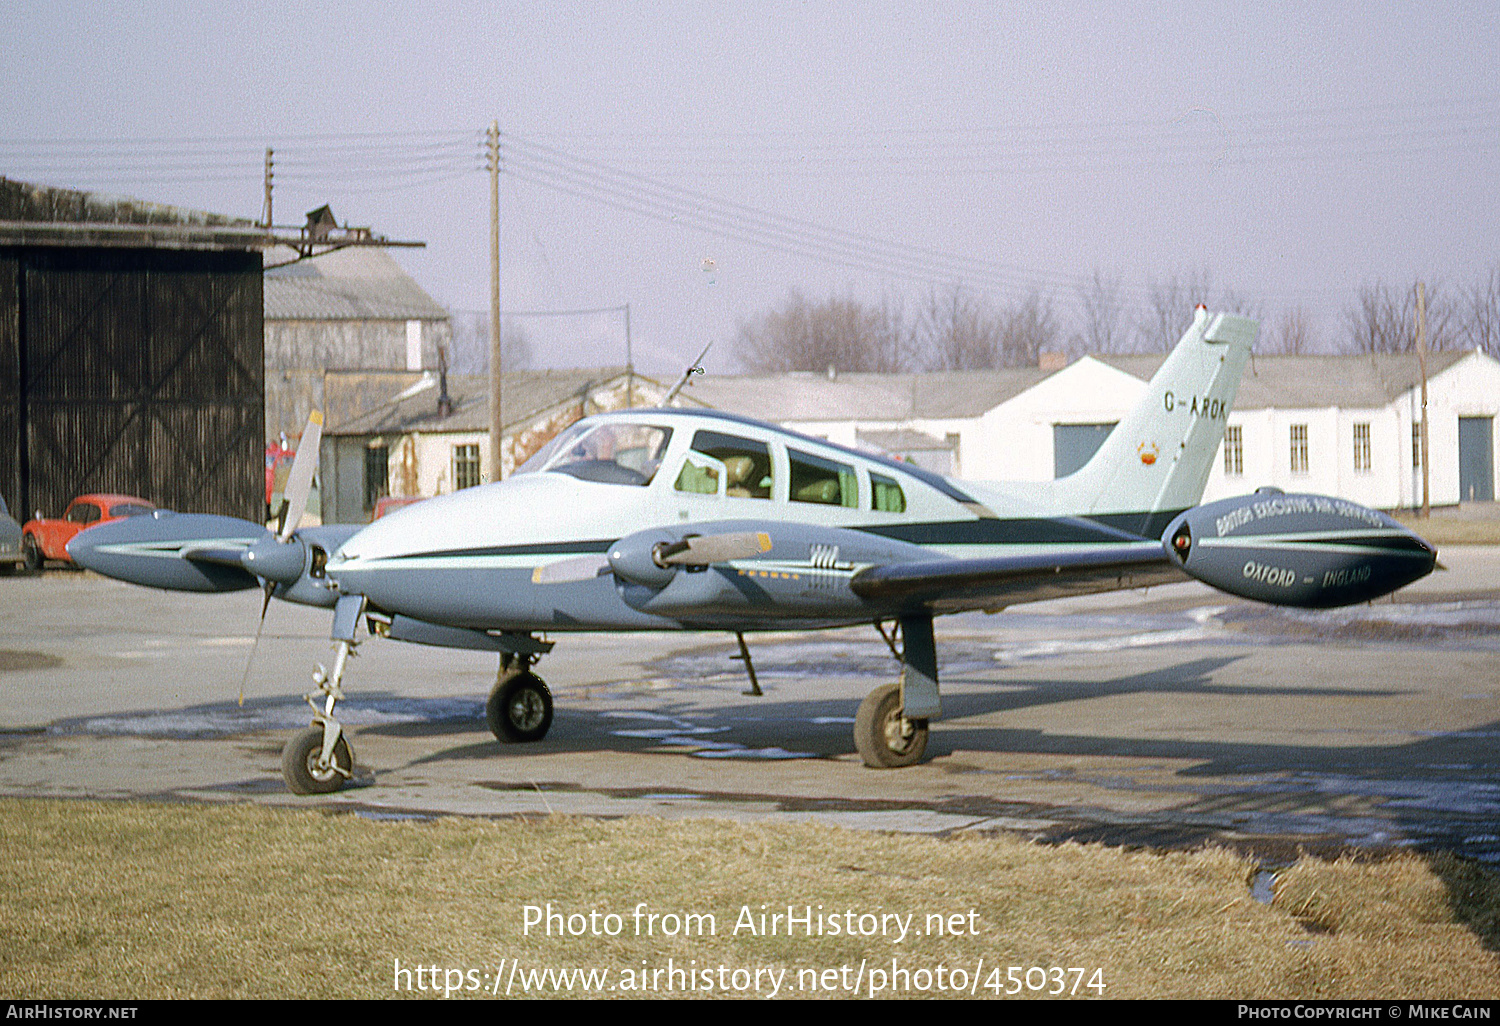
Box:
0 178 417 525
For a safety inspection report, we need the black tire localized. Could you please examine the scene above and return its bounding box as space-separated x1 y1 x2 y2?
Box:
487 672 554 743
281 725 352 795
21 535 42 573
854 681 928 768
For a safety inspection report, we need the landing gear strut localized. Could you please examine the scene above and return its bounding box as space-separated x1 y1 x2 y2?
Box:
854 614 940 769
487 653 554 743
281 595 364 795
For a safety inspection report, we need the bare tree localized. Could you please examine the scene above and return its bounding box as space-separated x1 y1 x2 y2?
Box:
1341 280 1459 354
736 290 910 373
1136 269 1262 352
1460 266 1500 358
917 285 1058 369
1261 305 1317 355
998 290 1060 366
1139 269 1215 352
1072 269 1133 355
917 284 1002 370
447 309 531 374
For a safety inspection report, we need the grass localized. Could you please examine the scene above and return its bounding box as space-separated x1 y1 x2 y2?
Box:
1391 509 1500 547
0 798 1496 999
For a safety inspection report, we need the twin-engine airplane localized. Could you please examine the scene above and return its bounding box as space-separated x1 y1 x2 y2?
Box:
70 308 1438 794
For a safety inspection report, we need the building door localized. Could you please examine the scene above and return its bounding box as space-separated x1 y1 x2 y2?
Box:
1458 417 1494 502
1053 422 1117 478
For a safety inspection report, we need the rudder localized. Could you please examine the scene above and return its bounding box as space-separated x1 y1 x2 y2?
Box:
1052 308 1257 533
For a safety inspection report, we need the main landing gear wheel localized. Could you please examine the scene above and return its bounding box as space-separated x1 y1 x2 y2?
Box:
854 681 928 768
281 725 353 795
487 672 554 743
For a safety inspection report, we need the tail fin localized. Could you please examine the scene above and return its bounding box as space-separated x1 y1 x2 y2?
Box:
1050 308 1257 534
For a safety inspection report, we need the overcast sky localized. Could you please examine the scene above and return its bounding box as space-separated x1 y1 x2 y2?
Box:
3 2 1498 374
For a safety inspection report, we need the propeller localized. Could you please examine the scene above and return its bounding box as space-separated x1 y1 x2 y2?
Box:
651 531 771 567
235 411 323 703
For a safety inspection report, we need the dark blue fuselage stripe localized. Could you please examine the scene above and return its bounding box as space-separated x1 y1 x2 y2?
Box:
374 511 1189 563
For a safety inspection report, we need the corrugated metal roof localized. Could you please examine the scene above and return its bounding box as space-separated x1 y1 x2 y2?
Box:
681 351 1479 423
682 366 1051 422
1101 350 1472 409
324 367 669 435
264 246 448 321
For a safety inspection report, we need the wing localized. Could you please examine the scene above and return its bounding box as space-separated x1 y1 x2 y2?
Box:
529 519 1182 623
848 542 1182 613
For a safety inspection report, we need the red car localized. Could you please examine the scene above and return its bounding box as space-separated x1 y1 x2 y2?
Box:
22 493 155 572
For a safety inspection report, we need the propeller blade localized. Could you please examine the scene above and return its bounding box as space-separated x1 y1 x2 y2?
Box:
278 411 323 542
655 531 772 567
531 553 612 585
238 581 275 708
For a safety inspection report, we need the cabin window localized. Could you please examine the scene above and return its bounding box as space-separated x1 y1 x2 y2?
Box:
1353 423 1372 472
453 443 482 490
1289 424 1309 475
675 430 772 498
545 423 673 486
789 449 858 507
870 472 906 513
1223 425 1243 476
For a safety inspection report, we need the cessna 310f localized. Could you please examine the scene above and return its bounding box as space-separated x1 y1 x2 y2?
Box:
70 308 1438 794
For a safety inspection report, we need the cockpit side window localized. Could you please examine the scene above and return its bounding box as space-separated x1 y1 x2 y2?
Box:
789 449 858 507
870 472 906 513
675 430 773 499
537 423 673 486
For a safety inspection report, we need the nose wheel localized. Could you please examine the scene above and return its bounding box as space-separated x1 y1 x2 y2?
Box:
281 725 353 794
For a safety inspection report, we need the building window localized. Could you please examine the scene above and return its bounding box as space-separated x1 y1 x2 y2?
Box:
1289 424 1309 474
363 443 389 512
1353 423 1372 472
453 443 481 490
1223 425 1243 476
1413 423 1422 468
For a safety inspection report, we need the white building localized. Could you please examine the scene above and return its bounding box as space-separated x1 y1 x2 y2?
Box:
685 349 1500 510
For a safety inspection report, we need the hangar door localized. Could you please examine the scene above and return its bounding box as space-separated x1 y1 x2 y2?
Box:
1 246 264 522
1458 417 1494 502
1053 422 1116 478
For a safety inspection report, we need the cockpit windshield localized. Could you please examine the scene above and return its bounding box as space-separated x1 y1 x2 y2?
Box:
516 423 674 487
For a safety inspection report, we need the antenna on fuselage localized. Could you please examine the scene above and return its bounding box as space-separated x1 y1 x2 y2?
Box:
660 342 712 406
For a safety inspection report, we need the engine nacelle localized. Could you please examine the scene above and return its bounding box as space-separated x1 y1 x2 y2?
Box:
1163 491 1436 608
66 511 263 593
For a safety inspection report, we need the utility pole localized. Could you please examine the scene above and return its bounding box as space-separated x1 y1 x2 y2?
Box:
261 148 274 229
624 302 633 408
1416 281 1430 518
487 121 503 482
